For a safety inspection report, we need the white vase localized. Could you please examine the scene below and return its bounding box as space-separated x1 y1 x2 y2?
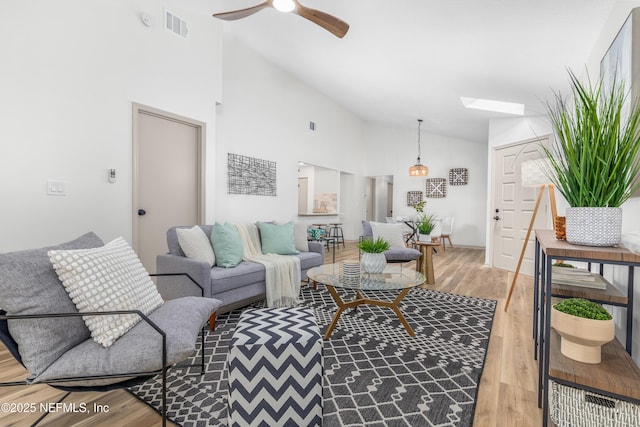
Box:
565 207 622 247
418 233 431 242
360 252 387 273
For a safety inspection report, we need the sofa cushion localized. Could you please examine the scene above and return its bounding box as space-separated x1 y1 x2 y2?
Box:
362 220 373 239
297 251 323 271
0 232 101 378
210 261 266 294
211 223 243 268
32 296 222 386
385 247 421 262
167 225 214 257
176 226 215 267
370 222 406 248
208 251 322 296
257 221 298 255
48 237 164 347
294 222 309 252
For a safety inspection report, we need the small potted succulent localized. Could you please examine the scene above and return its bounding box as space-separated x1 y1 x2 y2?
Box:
358 237 389 273
416 214 436 242
551 298 614 364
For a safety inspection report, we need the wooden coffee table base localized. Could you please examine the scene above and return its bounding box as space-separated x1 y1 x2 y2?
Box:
323 285 415 340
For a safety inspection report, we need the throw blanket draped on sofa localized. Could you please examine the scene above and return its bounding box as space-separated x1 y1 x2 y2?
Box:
234 223 302 308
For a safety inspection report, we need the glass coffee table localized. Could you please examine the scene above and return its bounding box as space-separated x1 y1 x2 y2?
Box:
307 262 426 340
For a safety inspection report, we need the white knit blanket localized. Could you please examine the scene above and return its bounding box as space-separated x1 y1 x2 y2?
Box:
234 223 302 308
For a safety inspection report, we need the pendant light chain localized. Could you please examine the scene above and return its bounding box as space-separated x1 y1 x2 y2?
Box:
408 118 429 177
417 119 423 161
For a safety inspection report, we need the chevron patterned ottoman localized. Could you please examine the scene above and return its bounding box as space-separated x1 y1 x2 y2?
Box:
228 307 323 426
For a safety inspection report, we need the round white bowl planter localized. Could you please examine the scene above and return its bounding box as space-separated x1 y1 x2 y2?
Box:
551 306 615 364
360 252 386 273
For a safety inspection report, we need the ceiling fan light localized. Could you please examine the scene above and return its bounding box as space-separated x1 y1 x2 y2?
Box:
273 0 296 12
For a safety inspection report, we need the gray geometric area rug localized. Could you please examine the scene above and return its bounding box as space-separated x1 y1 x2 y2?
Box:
129 286 496 426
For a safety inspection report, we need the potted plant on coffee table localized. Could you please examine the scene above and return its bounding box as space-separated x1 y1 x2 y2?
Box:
542 70 640 246
358 237 389 273
551 298 614 364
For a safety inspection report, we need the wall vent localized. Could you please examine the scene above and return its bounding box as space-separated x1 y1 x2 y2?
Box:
165 10 188 38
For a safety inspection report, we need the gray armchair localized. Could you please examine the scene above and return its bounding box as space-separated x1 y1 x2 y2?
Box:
361 221 422 263
0 232 221 426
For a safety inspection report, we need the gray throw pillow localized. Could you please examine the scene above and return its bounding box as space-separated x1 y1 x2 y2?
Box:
0 232 102 379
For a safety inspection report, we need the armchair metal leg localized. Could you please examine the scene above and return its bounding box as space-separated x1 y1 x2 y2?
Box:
161 369 167 427
201 327 206 374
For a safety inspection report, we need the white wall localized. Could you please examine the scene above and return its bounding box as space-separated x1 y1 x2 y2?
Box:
215 31 368 239
364 123 488 247
585 2 640 363
0 0 223 251
487 1 640 364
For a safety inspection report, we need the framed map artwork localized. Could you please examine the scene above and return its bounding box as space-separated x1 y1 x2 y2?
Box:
449 168 469 185
425 178 447 198
406 191 423 206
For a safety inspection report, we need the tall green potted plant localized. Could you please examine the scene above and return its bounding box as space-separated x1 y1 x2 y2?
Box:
543 70 640 246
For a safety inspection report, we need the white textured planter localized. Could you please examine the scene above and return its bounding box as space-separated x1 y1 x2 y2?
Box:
417 233 431 242
360 253 387 273
551 306 614 364
565 207 622 247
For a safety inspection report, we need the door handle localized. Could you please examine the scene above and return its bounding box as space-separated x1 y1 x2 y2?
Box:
493 208 500 221
138 209 146 216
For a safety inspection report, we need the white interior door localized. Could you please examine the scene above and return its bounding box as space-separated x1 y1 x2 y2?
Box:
491 136 552 273
133 104 205 273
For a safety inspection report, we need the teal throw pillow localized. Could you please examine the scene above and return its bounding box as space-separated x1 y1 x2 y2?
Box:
211 223 244 268
258 221 299 255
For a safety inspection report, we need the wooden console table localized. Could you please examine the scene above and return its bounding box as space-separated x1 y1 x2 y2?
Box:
534 230 640 426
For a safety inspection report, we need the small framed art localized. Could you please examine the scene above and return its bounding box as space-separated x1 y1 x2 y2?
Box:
449 168 468 185
426 178 447 198
407 191 423 206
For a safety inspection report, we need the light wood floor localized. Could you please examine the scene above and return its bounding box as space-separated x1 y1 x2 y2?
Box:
0 241 542 426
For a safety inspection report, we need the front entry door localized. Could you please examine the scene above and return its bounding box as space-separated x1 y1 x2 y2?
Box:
491 136 552 273
133 104 205 273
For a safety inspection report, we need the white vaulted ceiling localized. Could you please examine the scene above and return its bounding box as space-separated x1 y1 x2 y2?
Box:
185 0 617 142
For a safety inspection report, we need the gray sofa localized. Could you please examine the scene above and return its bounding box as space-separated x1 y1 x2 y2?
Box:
156 225 325 315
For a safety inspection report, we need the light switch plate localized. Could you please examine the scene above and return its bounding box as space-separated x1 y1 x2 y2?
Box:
47 180 66 196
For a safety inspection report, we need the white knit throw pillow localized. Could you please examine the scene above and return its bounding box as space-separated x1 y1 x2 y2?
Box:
48 237 164 347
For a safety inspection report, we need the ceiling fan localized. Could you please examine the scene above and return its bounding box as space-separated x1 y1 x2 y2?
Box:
212 0 349 38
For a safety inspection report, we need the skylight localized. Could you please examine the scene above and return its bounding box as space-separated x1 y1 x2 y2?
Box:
460 97 525 115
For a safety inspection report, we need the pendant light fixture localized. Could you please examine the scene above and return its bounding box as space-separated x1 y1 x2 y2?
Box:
408 119 429 177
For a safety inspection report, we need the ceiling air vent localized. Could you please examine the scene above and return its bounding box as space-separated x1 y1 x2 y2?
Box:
165 10 188 38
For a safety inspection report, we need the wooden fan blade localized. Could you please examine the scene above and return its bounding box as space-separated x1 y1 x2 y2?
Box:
293 2 349 38
212 1 273 21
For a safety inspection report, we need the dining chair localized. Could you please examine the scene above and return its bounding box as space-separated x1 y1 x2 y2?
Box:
440 217 455 251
